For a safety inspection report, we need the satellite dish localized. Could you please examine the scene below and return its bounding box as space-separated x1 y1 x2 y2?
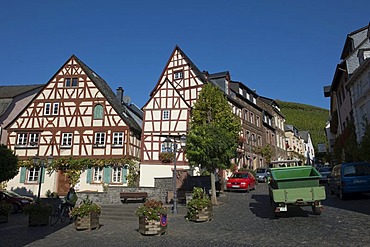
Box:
122 95 131 104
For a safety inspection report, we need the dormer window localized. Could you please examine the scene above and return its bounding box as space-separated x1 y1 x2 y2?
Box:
174 71 183 80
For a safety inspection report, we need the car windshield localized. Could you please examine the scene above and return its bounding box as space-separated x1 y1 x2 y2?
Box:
231 173 248 178
3 190 21 198
256 169 266 173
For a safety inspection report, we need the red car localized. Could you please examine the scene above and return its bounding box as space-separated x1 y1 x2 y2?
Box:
226 171 256 192
0 190 34 213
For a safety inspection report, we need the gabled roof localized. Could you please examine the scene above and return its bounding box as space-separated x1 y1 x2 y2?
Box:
0 84 43 117
341 24 370 60
73 55 142 133
149 45 207 98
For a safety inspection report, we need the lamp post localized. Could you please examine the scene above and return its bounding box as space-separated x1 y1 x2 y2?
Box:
163 134 186 214
33 154 53 202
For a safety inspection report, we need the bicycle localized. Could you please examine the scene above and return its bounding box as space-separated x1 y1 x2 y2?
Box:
49 200 74 226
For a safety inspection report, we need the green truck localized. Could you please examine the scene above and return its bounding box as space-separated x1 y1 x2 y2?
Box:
268 166 326 216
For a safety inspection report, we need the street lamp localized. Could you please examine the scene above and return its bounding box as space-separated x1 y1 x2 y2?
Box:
33 154 53 202
163 134 186 214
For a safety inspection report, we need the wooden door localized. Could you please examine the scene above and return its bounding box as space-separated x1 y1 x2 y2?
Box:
57 171 70 196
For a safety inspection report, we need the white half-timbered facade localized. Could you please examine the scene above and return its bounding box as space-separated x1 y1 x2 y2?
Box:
140 46 207 186
6 55 142 196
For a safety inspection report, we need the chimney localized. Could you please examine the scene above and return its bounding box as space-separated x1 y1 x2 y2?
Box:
116 87 124 104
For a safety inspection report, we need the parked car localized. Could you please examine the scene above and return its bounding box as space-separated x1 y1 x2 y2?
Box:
0 190 34 213
328 162 370 200
318 166 332 184
226 171 256 192
255 168 270 183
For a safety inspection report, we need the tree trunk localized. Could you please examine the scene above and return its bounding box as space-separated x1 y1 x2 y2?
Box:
210 172 218 205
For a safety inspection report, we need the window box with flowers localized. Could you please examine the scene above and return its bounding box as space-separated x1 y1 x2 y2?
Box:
135 199 168 235
71 196 101 231
159 152 173 163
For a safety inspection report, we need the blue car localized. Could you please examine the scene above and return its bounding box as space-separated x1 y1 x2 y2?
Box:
328 162 370 200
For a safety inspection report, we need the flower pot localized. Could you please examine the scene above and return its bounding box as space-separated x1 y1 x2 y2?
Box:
190 206 213 222
138 214 167 236
28 213 50 226
74 212 100 231
0 214 9 223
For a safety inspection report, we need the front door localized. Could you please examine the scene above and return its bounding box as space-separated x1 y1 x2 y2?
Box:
56 170 70 196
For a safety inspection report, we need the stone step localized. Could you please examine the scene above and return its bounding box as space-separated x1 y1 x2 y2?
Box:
99 203 142 221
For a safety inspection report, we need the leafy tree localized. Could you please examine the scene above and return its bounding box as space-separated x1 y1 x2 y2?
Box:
255 144 274 165
360 123 370 162
186 83 241 205
0 144 19 183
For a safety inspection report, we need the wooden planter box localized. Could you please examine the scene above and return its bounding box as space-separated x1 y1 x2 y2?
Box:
0 214 9 223
138 215 167 236
190 206 213 222
28 213 49 226
74 212 100 231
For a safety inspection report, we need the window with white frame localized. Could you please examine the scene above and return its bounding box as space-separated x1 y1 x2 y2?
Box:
27 168 40 182
112 132 124 146
44 103 51 115
29 133 39 146
111 167 122 183
161 143 173 153
95 132 106 146
163 110 170 120
61 133 73 146
174 70 183 80
93 167 103 182
53 103 59 115
17 133 28 146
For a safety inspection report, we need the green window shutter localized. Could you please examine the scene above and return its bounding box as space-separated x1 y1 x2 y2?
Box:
103 166 111 183
19 167 26 183
122 166 128 183
40 167 46 183
86 168 92 183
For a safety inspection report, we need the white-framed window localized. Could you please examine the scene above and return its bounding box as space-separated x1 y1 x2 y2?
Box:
161 143 173 153
93 167 103 182
112 132 124 146
61 133 73 146
95 132 106 146
44 103 51 115
53 103 59 115
163 110 170 120
27 168 40 182
174 70 183 79
112 167 122 183
29 133 39 146
17 133 28 146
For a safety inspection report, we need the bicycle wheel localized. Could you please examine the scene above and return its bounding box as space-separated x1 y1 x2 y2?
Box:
60 206 70 223
49 207 61 226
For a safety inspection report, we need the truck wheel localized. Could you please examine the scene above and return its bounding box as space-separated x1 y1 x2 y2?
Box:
312 206 321 215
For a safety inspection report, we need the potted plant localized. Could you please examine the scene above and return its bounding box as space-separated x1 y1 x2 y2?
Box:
186 187 213 222
0 201 12 223
135 199 168 235
24 202 53 226
71 196 101 230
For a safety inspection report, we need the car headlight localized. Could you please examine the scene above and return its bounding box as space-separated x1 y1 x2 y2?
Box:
241 182 246 185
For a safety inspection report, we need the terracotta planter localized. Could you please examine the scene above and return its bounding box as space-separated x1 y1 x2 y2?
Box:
74 212 100 231
190 206 213 222
28 213 49 226
0 214 9 223
138 215 167 235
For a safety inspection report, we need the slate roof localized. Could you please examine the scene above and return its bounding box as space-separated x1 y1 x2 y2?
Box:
0 85 43 117
73 55 142 133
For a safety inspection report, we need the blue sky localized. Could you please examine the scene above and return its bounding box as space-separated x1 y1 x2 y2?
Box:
1 1 369 109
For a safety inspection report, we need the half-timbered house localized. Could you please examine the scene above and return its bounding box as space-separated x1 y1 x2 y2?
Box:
140 46 280 187
5 55 142 196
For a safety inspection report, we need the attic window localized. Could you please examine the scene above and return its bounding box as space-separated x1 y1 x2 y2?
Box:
174 71 183 80
163 110 170 120
65 78 78 87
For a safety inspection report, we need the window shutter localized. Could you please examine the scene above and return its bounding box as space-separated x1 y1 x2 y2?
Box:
103 166 111 183
122 166 128 183
41 167 46 183
86 168 92 183
20 167 26 183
